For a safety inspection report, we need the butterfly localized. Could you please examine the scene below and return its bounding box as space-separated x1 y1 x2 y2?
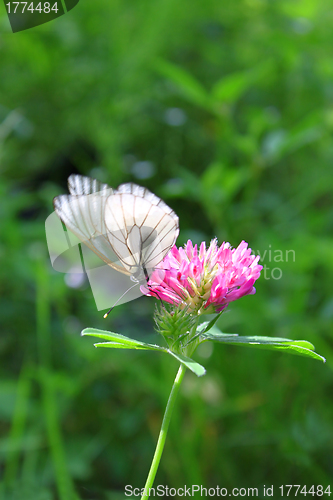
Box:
53 175 179 312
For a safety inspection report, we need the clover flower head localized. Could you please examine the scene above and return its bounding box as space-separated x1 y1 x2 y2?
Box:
141 239 263 314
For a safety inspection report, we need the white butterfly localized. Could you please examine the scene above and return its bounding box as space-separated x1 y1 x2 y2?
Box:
53 175 179 292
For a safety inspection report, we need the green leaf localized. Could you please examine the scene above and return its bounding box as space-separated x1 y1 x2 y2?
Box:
197 312 224 335
155 59 210 109
167 350 206 377
212 70 254 103
185 317 231 348
201 332 326 362
93 342 162 351
81 328 163 352
211 60 274 104
82 328 206 376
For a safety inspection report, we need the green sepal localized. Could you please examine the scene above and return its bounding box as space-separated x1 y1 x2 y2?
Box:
154 304 197 342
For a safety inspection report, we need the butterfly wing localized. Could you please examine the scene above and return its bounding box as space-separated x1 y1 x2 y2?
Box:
104 183 179 277
53 176 131 275
53 177 179 279
67 174 111 196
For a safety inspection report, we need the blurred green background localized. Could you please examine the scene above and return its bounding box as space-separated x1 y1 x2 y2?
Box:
0 0 333 498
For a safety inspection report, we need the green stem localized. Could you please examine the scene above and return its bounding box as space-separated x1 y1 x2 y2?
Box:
141 363 186 500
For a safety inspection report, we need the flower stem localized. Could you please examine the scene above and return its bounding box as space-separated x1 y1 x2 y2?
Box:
141 363 186 499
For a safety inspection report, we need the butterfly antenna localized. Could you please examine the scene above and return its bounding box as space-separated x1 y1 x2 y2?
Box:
103 282 139 318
